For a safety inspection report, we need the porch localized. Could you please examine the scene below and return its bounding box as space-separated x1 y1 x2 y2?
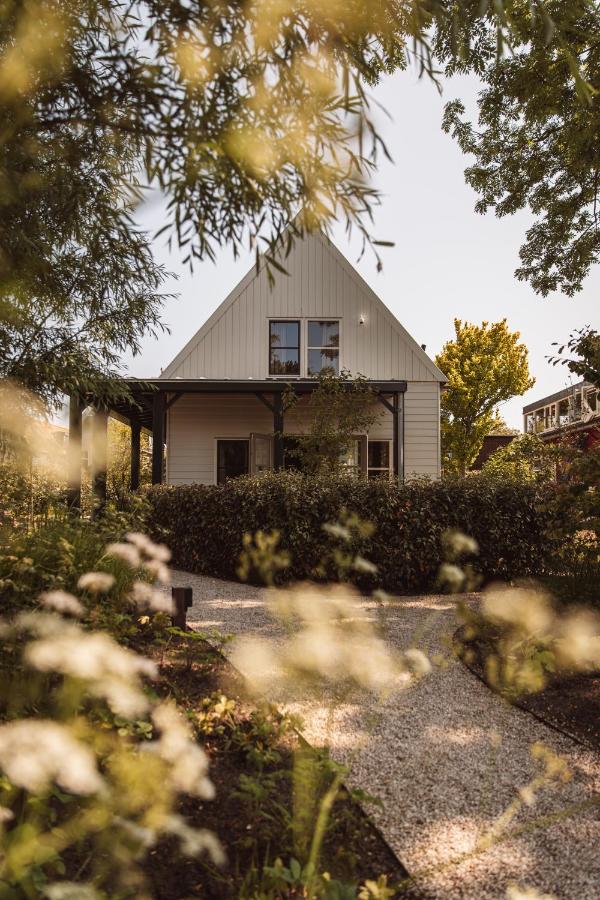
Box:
67 378 407 508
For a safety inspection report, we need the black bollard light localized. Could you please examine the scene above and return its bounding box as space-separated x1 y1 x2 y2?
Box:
171 586 193 629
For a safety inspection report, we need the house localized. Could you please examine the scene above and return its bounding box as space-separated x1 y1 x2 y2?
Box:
522 380 599 450
470 434 516 471
66 231 446 503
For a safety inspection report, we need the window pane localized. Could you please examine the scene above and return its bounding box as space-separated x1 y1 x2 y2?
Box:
217 440 249 484
368 441 389 469
270 321 299 348
308 320 339 348
282 436 302 471
307 348 339 376
368 470 388 480
270 348 300 375
339 439 360 469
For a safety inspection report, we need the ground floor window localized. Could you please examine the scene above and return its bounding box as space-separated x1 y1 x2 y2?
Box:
216 439 249 484
367 440 392 479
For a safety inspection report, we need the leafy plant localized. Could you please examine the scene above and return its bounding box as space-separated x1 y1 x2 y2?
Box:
147 471 555 592
284 371 381 475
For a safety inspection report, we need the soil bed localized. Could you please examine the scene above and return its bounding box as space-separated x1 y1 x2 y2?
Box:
455 626 600 752
144 634 410 898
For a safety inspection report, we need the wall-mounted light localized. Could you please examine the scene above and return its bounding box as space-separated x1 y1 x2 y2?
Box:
359 314 365 325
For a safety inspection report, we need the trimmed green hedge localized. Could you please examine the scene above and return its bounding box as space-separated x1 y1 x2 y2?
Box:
146 473 557 593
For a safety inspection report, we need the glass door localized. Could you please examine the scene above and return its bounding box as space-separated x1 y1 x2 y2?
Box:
216 440 249 484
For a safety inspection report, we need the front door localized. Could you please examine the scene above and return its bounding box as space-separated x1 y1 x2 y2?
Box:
216 439 249 484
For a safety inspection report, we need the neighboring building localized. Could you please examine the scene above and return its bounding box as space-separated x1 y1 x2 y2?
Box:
522 380 600 450
69 231 446 496
470 434 516 471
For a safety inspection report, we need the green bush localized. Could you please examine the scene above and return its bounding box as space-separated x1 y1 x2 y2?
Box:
146 472 556 593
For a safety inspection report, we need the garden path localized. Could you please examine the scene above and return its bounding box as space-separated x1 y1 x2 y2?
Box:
168 571 600 899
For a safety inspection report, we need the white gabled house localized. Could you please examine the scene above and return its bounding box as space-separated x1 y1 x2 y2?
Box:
67 231 445 503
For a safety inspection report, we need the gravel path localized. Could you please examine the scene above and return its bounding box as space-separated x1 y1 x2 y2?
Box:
169 571 600 899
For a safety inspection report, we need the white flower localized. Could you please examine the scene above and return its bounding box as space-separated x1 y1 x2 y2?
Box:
77 572 115 594
555 610 600 670
322 522 351 541
126 532 172 563
45 884 100 900
0 721 104 794
24 626 157 717
104 542 140 568
483 587 553 636
445 530 479 557
124 532 154 554
0 807 13 823
130 581 174 614
233 583 404 695
353 555 378 574
147 703 215 799
144 558 170 584
438 563 465 592
506 885 556 900
403 648 432 677
40 591 83 617
165 814 225 864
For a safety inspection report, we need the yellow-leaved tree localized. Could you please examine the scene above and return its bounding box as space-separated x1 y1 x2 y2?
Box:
435 319 535 476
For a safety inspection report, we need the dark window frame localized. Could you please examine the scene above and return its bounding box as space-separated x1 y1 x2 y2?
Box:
216 439 250 484
307 319 340 377
269 319 301 376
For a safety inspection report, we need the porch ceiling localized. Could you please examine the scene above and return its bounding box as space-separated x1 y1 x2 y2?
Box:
107 378 408 429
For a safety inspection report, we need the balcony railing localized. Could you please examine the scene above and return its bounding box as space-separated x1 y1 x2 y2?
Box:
524 387 598 434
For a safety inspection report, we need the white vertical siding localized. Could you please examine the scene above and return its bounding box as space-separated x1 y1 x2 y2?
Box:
404 382 441 479
161 232 444 384
166 385 441 485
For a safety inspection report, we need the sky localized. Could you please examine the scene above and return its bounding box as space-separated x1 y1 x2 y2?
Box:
125 69 599 431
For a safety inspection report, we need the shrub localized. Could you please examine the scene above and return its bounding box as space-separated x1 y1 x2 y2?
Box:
147 472 556 593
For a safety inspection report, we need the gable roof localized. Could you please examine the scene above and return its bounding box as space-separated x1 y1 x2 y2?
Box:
161 229 446 382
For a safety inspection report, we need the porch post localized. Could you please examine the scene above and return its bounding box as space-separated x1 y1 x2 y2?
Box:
396 392 404 481
67 394 83 512
130 418 141 491
152 391 165 485
392 393 399 479
91 407 108 515
273 392 284 471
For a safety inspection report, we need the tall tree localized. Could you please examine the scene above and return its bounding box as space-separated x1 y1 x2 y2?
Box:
550 327 600 388
435 319 535 475
0 1 591 403
438 0 600 296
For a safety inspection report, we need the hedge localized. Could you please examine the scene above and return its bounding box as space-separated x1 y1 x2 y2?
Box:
145 472 558 594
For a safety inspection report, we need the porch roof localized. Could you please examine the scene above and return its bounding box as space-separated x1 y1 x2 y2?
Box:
109 378 408 429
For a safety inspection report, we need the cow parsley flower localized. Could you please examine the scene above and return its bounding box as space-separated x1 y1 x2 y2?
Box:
126 532 171 563
130 581 174 614
506 885 556 900
45 883 100 900
404 648 432 676
143 558 170 584
105 542 141 568
77 572 115 594
24 626 157 717
0 720 104 794
148 703 215 799
165 814 225 864
40 591 83 617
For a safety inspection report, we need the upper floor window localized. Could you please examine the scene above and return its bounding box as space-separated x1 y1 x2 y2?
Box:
269 320 300 375
307 320 339 376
